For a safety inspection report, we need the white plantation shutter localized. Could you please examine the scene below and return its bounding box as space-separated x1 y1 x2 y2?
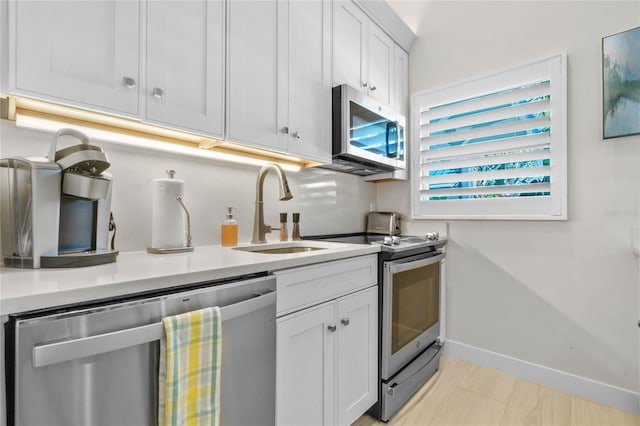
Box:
411 53 567 220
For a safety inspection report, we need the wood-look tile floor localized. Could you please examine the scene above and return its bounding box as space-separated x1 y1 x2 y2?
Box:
352 356 640 426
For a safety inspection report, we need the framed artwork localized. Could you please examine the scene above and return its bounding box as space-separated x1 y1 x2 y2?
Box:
602 26 640 139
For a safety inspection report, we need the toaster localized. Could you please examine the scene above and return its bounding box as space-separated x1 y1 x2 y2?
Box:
366 212 401 235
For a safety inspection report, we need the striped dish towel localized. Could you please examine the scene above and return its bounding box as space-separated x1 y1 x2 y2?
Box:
158 307 222 426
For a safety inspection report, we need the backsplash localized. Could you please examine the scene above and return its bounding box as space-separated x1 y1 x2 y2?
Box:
0 119 377 253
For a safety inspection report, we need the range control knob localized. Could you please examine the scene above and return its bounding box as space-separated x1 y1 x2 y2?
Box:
426 232 440 241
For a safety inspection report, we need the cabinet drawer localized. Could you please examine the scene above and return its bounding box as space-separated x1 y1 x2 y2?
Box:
275 255 377 316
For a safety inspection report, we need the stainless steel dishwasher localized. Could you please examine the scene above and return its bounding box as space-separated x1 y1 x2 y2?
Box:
4 273 276 426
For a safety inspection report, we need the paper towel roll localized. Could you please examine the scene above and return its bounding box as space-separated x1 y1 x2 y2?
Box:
151 177 185 249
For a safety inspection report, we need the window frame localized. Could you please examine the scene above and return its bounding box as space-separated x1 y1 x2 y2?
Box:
410 52 568 221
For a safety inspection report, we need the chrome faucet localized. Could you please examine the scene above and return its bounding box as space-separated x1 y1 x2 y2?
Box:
251 163 293 244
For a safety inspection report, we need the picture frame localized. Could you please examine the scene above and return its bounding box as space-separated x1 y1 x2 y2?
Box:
602 26 640 139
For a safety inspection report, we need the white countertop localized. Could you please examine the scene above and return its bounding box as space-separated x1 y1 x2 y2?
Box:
0 241 379 316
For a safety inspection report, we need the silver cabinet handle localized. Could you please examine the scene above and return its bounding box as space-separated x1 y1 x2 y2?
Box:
152 87 165 99
280 126 289 134
122 76 136 89
370 85 377 92
327 324 337 332
32 290 275 368
292 131 301 140
341 318 350 326
362 82 368 88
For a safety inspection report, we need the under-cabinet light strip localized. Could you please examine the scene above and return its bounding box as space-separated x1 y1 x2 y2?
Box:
14 113 301 172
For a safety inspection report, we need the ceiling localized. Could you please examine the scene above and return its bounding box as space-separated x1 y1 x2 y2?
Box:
385 0 431 34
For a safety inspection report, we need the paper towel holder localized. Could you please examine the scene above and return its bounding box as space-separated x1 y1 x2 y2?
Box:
147 195 194 254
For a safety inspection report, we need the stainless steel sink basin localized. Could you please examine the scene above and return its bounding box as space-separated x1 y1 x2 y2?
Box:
247 246 325 254
233 242 329 254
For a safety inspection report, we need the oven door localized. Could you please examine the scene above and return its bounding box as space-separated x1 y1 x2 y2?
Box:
381 253 443 380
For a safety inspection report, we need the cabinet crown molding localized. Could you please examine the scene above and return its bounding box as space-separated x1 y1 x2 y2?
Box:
353 0 416 52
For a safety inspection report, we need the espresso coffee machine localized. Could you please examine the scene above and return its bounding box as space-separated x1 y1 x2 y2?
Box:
0 128 118 268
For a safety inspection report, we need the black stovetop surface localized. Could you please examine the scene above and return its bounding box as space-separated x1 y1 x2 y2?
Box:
303 232 446 256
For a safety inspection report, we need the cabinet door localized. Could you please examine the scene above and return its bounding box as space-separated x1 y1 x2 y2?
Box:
393 44 409 117
337 287 378 426
13 0 139 115
333 0 367 91
227 0 287 151
277 302 336 426
146 0 224 138
287 0 331 163
367 24 393 106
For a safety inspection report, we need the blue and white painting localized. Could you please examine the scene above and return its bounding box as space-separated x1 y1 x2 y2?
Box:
603 26 640 139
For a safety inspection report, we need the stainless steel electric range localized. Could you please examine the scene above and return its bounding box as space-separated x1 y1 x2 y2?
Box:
305 212 447 422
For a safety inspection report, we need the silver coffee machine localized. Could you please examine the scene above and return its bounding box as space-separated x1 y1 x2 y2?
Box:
1 128 118 268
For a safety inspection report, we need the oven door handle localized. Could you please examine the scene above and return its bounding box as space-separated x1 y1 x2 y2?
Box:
388 253 444 274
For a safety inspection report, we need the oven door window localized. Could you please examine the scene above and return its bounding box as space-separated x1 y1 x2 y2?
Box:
391 260 440 354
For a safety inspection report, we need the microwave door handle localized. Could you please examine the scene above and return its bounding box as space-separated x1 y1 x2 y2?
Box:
388 253 444 274
32 290 275 368
386 121 396 158
385 121 391 157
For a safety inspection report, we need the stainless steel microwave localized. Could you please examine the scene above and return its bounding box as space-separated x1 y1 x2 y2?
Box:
320 84 406 176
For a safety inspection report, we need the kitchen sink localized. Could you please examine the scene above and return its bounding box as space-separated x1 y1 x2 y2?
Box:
243 246 325 254
233 242 328 254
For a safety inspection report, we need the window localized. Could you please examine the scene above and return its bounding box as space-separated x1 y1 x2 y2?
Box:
411 53 567 220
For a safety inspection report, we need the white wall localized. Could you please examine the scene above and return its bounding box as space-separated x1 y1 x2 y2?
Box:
0 119 376 252
0 0 7 95
377 0 640 395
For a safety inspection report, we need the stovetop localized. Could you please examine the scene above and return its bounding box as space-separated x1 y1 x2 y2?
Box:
303 232 446 256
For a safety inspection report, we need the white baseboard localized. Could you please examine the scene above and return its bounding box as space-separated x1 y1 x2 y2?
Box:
444 339 640 415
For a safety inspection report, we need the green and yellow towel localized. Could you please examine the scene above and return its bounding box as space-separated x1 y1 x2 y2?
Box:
159 307 222 426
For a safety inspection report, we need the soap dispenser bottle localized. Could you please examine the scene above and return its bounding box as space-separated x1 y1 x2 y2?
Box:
221 206 238 246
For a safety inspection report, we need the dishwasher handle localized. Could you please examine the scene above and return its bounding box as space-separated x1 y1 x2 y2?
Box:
32 290 276 368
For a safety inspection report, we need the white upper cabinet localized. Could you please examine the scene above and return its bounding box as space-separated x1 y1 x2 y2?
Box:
393 44 409 117
12 0 140 115
366 24 393 105
333 0 394 106
146 0 224 138
333 1 367 93
286 0 332 163
227 0 285 151
227 0 331 164
10 0 411 165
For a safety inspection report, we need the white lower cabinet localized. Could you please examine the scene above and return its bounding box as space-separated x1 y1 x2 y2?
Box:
336 287 378 425
277 301 336 425
0 315 6 426
275 255 378 426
